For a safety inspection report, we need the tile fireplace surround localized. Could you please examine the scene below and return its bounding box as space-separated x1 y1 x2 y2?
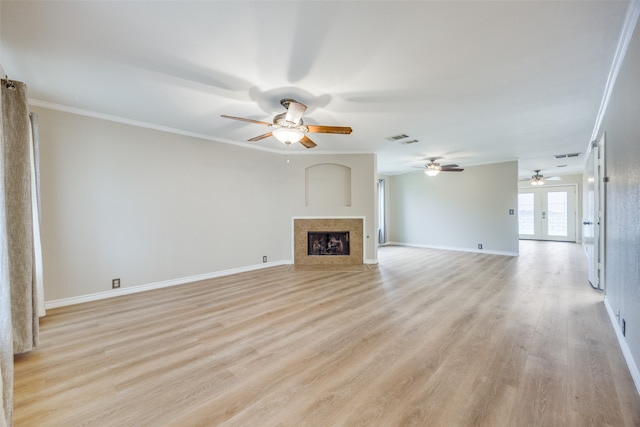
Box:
293 218 364 265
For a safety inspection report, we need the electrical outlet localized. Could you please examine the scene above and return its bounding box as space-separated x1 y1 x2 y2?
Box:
263 256 267 263
478 244 483 250
622 319 626 336
112 278 120 289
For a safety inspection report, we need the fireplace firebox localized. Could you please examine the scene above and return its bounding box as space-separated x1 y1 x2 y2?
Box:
308 231 350 256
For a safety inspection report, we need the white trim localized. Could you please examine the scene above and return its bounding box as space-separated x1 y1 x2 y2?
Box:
590 0 640 145
45 261 290 309
27 99 373 156
386 241 518 257
604 296 640 396
28 98 271 150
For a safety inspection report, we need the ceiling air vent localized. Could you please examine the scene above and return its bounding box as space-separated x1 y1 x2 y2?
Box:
386 134 410 141
554 153 580 159
401 139 419 145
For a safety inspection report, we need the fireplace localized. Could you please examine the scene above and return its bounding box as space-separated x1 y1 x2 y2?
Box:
294 218 363 265
308 231 350 256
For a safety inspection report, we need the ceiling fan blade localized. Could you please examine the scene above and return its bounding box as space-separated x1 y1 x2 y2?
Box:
440 164 459 168
306 125 353 134
285 101 307 124
299 135 317 149
247 132 273 142
441 168 464 172
220 115 272 126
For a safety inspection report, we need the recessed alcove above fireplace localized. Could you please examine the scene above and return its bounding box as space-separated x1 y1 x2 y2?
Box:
294 218 363 265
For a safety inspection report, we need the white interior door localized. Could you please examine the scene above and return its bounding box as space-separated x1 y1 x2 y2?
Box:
583 134 605 290
519 185 577 242
584 143 597 286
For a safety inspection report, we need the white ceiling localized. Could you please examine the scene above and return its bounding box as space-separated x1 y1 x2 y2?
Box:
0 1 631 177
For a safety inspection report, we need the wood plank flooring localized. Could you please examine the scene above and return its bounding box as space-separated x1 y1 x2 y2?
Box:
13 241 640 426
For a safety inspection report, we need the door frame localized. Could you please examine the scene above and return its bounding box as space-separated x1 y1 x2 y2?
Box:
598 135 606 291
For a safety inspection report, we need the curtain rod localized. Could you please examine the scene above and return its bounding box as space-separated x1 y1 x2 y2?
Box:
3 75 17 90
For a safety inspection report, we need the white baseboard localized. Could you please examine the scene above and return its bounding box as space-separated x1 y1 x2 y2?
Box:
386 241 518 257
604 296 640 396
45 260 291 309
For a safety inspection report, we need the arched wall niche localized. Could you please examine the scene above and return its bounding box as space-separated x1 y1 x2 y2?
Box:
305 163 351 207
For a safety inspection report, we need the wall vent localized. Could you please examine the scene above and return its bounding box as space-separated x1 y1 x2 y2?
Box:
386 134 409 141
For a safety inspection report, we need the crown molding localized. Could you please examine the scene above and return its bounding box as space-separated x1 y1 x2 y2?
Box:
590 0 640 145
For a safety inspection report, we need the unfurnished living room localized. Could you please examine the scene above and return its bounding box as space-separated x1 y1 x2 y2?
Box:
1 1 640 426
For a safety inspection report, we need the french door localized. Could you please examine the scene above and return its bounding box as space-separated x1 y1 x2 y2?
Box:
518 185 577 242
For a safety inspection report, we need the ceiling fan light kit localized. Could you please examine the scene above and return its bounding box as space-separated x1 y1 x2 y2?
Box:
526 169 562 186
221 98 352 149
421 158 464 177
424 164 441 176
272 127 304 144
530 177 544 185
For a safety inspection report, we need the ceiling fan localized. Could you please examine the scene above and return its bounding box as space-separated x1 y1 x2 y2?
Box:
418 158 465 176
221 98 352 149
521 170 561 186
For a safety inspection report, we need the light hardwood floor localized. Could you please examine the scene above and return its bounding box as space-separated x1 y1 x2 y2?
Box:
13 242 640 426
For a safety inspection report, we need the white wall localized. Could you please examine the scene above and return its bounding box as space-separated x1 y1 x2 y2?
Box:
387 161 519 255
34 106 379 302
598 15 640 392
0 2 3 77
35 106 290 301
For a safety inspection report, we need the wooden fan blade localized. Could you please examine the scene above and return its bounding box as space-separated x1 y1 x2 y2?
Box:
248 132 273 142
299 135 317 149
221 115 272 126
441 168 464 172
285 102 307 124
440 164 459 168
306 125 353 134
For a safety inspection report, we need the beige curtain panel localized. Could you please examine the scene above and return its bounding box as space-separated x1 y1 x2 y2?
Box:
1 77 42 427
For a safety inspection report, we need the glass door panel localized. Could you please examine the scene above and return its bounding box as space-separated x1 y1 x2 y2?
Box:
546 191 568 236
518 192 536 236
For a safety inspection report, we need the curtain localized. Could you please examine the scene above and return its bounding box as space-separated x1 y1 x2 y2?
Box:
1 78 42 426
0 362 7 427
0 79 14 427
